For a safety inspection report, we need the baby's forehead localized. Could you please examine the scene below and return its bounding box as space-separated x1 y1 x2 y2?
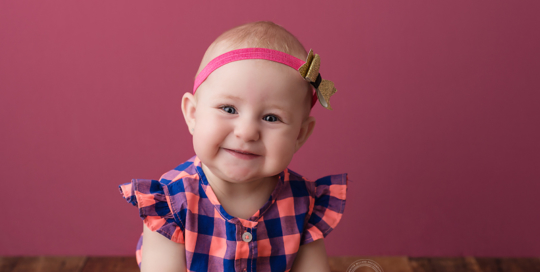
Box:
211 59 309 92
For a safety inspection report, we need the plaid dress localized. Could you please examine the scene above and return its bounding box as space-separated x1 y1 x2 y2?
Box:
119 156 347 272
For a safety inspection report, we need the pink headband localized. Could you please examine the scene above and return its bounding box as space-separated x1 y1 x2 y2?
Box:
193 48 337 110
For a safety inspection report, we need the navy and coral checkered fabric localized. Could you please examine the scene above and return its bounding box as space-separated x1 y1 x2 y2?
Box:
119 156 347 272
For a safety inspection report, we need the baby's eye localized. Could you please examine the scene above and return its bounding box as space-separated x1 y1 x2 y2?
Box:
221 106 237 114
263 115 280 122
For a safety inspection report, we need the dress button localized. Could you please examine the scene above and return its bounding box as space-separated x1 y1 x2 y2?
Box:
242 232 252 242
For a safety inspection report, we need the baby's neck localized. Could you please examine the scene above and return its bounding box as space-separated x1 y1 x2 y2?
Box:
201 164 279 220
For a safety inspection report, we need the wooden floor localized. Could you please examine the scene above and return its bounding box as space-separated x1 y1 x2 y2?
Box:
1 256 539 272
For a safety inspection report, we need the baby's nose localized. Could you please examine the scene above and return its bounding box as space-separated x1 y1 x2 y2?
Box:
234 118 260 142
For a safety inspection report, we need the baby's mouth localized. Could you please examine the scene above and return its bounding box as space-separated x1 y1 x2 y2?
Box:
223 148 260 159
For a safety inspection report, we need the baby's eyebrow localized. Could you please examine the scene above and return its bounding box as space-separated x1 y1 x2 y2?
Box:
218 94 243 101
266 103 289 112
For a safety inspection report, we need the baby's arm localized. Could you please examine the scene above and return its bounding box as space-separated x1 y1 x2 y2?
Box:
141 223 187 272
290 239 331 272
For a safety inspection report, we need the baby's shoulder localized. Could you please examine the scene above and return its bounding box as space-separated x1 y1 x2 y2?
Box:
282 169 316 197
146 157 203 206
158 157 201 186
282 169 348 243
283 168 348 198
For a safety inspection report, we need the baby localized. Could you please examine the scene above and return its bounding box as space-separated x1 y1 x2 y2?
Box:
119 21 348 272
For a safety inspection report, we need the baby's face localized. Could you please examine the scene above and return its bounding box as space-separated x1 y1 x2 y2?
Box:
189 59 314 183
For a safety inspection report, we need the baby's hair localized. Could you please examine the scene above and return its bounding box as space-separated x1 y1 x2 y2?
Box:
215 21 308 59
195 21 314 117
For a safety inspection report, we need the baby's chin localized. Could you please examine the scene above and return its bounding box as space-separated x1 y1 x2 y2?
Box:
202 161 279 184
216 166 269 184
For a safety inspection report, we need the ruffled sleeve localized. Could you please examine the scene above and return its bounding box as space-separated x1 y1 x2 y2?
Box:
119 179 185 244
301 173 348 245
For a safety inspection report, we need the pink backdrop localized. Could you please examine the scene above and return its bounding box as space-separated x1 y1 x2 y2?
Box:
1 0 539 257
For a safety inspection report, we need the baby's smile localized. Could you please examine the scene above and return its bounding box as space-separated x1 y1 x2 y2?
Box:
222 147 261 160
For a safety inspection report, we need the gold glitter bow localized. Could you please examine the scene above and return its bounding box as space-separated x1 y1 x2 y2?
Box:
298 49 337 110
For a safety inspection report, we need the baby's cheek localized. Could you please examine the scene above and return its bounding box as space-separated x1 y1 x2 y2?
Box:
195 126 219 149
201 115 232 145
267 136 296 171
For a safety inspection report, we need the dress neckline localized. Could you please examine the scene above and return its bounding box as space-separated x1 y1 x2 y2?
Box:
195 163 285 226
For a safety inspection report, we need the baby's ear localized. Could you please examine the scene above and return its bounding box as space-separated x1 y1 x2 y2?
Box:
295 116 316 152
181 92 197 135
